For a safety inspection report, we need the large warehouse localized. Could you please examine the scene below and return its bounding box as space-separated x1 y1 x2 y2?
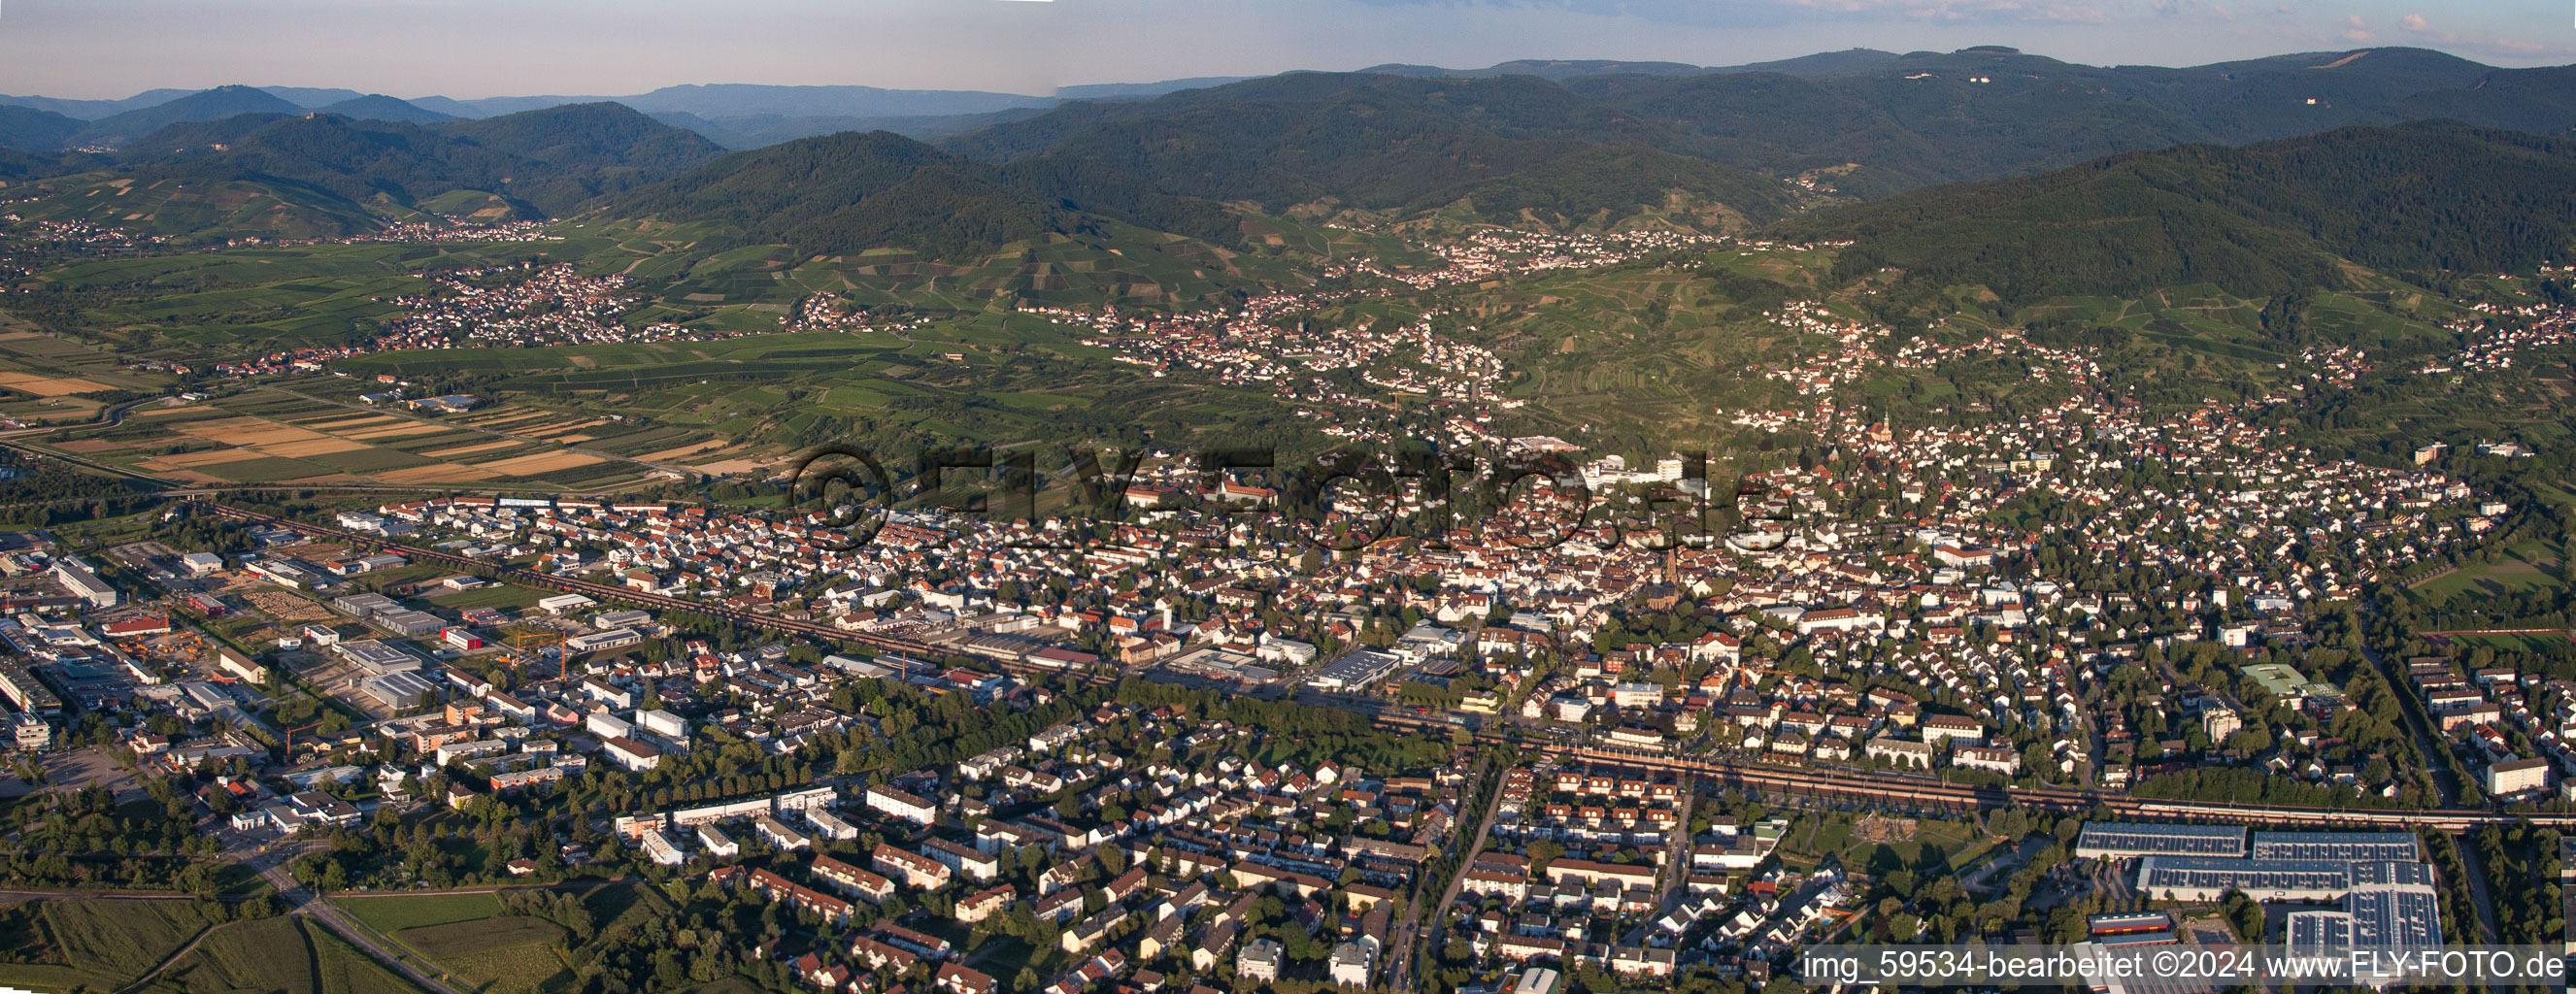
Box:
359 671 439 710
2283 862 2443 948
2074 822 2249 859
2136 855 2356 902
2249 831 2422 863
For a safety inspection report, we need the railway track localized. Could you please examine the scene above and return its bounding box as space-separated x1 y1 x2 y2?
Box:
200 500 2562 834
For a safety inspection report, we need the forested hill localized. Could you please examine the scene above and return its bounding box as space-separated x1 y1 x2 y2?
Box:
605 129 1245 259
0 105 83 153
945 48 2576 206
1771 123 2576 302
938 73 1800 230
1571 47 2576 194
104 104 723 218
68 85 302 149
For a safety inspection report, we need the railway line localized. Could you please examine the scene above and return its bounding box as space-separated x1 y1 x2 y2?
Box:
200 500 2565 835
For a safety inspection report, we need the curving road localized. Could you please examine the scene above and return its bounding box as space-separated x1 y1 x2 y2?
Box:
257 860 472 994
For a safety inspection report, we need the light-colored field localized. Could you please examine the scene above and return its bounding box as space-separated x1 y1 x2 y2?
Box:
479 450 604 476
141 448 266 469
640 441 732 461
527 418 609 438
173 416 324 446
421 439 525 458
257 438 370 457
0 371 111 396
377 463 504 483
343 422 451 440
300 414 401 431
690 457 773 475
460 410 558 429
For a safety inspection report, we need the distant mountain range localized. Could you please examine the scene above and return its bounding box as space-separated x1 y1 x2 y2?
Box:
0 77 1253 150
7 47 2573 163
4 45 2575 290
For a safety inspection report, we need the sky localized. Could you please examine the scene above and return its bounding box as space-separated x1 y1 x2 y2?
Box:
0 0 2569 99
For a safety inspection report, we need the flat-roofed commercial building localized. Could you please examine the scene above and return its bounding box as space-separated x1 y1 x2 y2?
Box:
2076 821 2249 859
2137 856 2353 902
335 640 423 675
2249 831 2422 863
375 610 445 637
361 671 439 710
2285 861 2442 948
566 628 643 654
52 559 115 609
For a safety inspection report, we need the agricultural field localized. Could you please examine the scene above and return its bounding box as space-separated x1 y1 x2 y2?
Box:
7 175 391 246
145 914 424 994
28 240 559 360
0 897 217 992
32 387 678 491
321 314 1307 462
0 321 174 424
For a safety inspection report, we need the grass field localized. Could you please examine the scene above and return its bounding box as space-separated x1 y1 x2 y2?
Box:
1793 812 1988 876
332 887 652 994
339 892 507 933
2413 538 2567 601
392 917 567 994
395 916 565 958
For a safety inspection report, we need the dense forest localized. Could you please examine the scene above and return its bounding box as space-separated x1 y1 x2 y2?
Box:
1776 123 2576 302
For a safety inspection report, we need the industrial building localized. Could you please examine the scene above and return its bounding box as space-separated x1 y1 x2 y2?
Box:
373 609 445 637
0 661 62 717
2284 862 2442 948
2136 855 2356 901
360 671 439 710
2248 831 2422 863
565 628 643 654
1306 648 1403 691
2075 821 2249 859
335 640 423 675
51 558 116 609
332 592 400 617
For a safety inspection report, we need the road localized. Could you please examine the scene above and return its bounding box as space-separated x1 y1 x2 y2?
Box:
1389 756 1504 993
257 860 473 994
1621 773 1698 947
2358 614 2503 943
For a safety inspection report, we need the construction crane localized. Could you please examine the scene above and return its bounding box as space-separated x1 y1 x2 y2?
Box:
280 719 321 753
500 623 567 682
